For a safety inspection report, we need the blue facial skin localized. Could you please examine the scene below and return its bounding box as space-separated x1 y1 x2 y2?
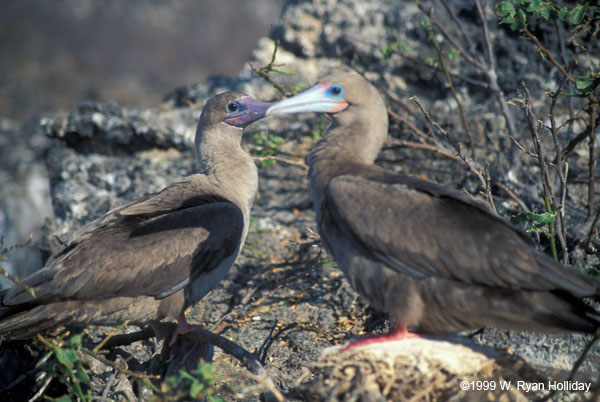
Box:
224 98 272 127
227 101 242 113
326 85 344 99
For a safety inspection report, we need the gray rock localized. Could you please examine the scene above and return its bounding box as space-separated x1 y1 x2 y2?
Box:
0 118 52 288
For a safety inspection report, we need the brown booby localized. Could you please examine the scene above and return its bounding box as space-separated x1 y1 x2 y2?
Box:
266 72 600 343
0 92 270 342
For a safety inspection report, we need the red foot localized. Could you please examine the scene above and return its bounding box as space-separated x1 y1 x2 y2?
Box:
342 324 420 351
169 312 204 346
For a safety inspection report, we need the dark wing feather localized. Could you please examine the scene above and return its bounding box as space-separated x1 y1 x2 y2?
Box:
1 176 244 306
324 173 596 295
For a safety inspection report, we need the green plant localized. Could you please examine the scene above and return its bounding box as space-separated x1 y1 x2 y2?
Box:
249 39 296 96
497 0 596 30
497 0 600 97
38 332 92 401
155 362 230 401
511 209 558 260
380 41 415 62
251 131 286 168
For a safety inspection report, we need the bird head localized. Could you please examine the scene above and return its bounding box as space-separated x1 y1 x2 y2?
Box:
200 92 272 128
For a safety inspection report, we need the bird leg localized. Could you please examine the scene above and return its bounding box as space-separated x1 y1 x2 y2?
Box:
342 323 420 350
169 312 204 346
157 313 213 365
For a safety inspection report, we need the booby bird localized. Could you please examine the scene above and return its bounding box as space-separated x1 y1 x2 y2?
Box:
0 92 270 341
267 72 600 342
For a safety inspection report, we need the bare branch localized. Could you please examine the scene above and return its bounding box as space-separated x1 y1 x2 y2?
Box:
410 96 496 212
586 97 597 220
514 81 558 260
420 9 475 154
523 28 572 83
549 70 573 263
440 0 476 56
472 0 520 170
585 206 600 252
416 2 486 71
0 234 36 298
158 323 283 402
474 0 495 74
253 155 308 170
387 108 432 144
249 40 295 96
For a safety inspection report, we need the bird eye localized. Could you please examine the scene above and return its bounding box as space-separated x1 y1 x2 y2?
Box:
227 102 239 113
329 85 343 96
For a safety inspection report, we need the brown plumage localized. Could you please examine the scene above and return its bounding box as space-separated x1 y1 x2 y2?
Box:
267 72 600 337
0 92 270 341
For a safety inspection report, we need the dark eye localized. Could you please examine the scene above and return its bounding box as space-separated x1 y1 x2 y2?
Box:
227 102 239 113
330 85 343 96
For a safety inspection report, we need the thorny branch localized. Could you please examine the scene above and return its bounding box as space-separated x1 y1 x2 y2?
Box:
161 323 284 402
0 234 36 298
249 39 296 96
418 3 475 155
586 96 597 220
513 81 558 261
410 96 498 214
523 28 570 81
549 70 572 264
101 323 284 402
416 0 520 171
254 155 308 170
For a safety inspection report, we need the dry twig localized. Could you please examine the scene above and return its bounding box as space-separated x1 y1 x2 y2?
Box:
0 234 36 298
548 70 572 263
513 81 559 260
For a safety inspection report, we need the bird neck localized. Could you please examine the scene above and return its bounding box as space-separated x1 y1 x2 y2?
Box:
308 108 388 206
195 128 258 217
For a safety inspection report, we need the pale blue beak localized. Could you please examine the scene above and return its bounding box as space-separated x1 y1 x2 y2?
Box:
266 83 349 116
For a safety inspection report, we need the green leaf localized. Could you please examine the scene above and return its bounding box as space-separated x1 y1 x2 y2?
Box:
66 333 83 348
510 210 556 226
558 7 568 20
538 4 550 19
292 82 307 92
190 381 205 398
75 365 90 384
576 79 593 90
503 14 516 25
448 47 458 60
260 159 276 168
526 226 548 234
568 4 588 25
526 0 541 13
196 362 220 383
49 396 73 402
178 370 196 382
381 42 399 61
54 348 78 369
516 8 527 27
269 136 285 146
497 1 516 18
270 68 296 76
